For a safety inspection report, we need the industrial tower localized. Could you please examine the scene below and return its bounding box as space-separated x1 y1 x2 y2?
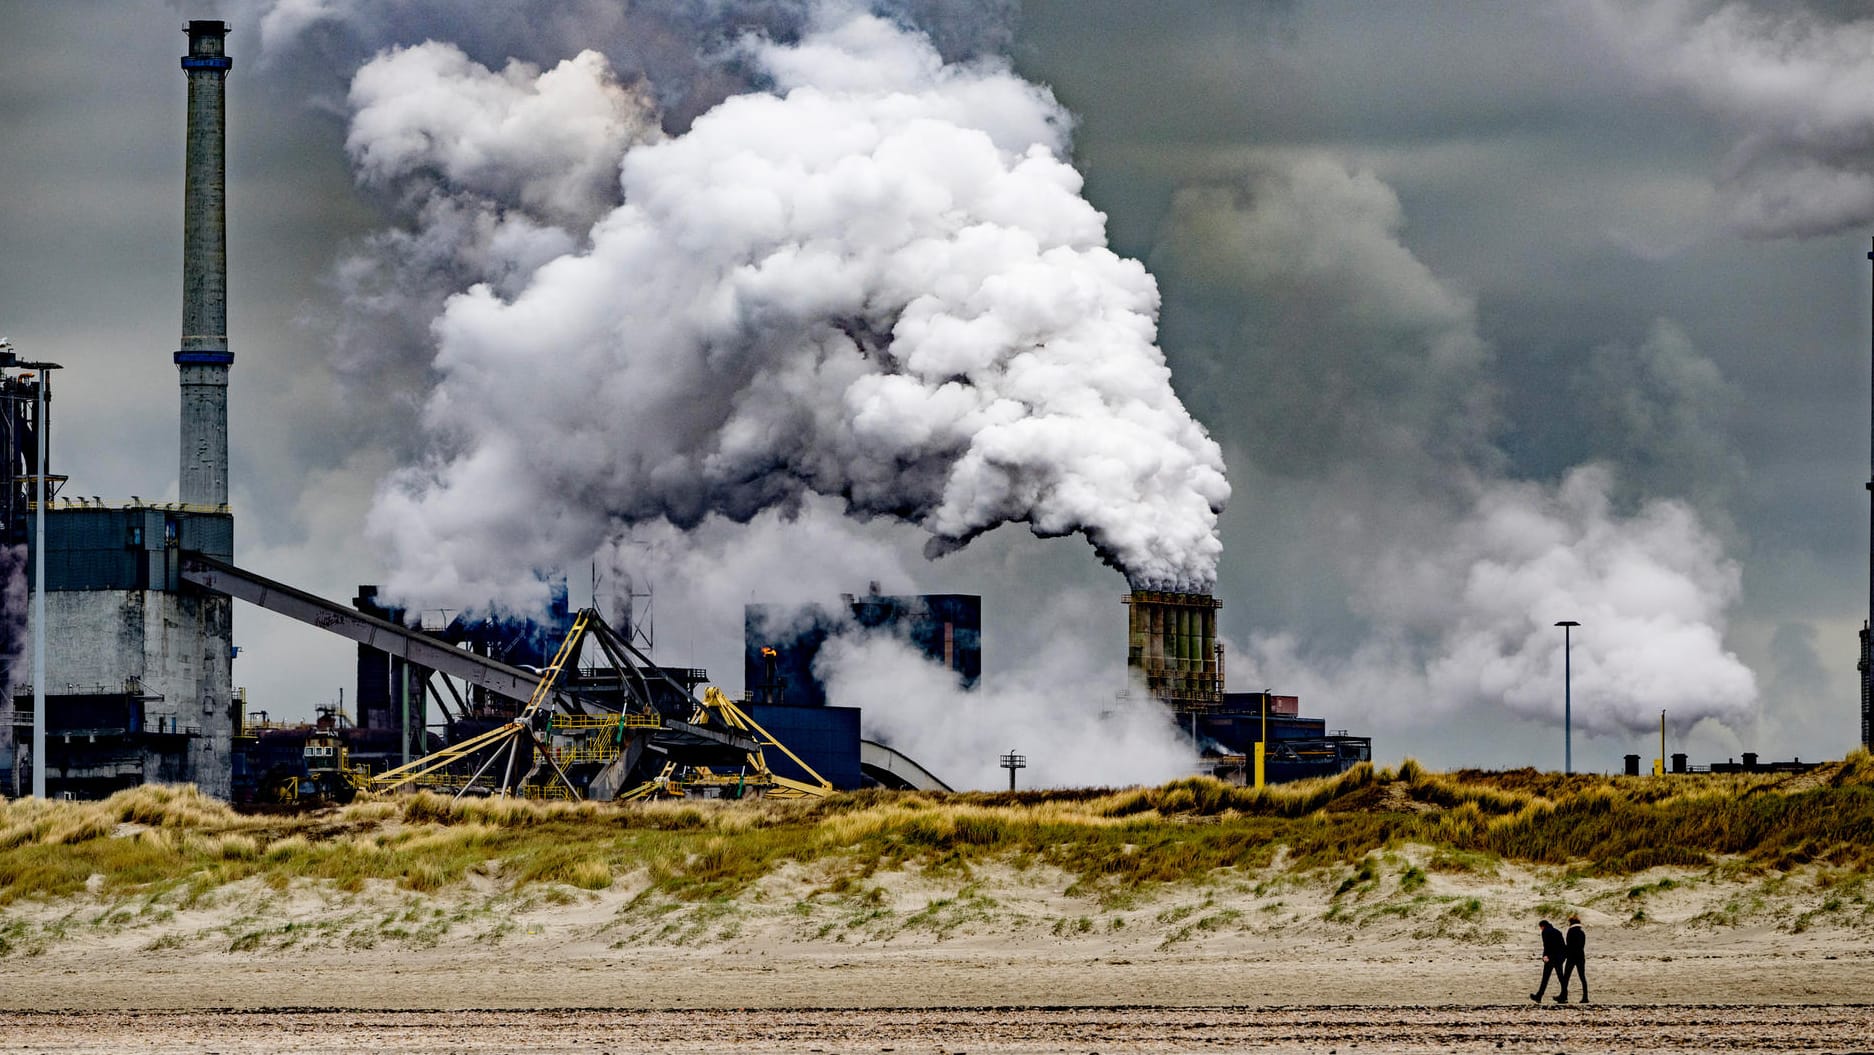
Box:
5 21 238 798
178 20 233 508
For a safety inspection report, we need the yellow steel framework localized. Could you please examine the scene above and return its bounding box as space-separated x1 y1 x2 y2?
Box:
617 686 832 800
370 609 595 799
546 713 662 766
369 609 833 802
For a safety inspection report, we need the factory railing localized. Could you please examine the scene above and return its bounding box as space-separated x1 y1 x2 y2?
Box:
544 713 662 766
37 498 229 514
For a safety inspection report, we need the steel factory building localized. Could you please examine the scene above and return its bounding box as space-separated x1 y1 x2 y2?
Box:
1 20 1369 801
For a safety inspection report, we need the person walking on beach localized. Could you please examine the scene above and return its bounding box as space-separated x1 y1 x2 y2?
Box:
1530 919 1566 1002
1557 914 1588 1003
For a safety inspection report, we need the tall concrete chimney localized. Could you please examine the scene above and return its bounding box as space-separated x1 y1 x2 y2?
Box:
177 20 232 509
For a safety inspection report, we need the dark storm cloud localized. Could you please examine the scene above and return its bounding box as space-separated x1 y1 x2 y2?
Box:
1572 319 1746 522
1009 1 1864 760
6 0 1871 769
1586 0 1874 239
238 0 1014 126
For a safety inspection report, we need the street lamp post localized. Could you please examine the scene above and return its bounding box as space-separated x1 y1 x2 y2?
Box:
1555 621 1580 775
32 367 44 798
1255 688 1271 789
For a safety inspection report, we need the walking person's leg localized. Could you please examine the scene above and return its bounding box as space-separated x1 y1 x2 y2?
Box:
1574 959 1588 1003
1531 961 1557 1001
1555 959 1573 1003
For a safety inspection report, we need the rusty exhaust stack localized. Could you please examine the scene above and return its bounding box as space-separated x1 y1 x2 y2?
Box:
1124 590 1222 707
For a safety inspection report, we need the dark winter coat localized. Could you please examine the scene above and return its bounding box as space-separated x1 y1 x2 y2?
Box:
1565 924 1586 962
1540 923 1566 962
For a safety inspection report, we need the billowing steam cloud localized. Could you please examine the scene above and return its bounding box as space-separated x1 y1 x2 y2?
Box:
250 0 1016 469
819 602 1197 789
271 0 1760 764
1585 1 1874 239
327 40 658 441
360 4 1228 610
1244 468 1755 736
1155 154 1758 738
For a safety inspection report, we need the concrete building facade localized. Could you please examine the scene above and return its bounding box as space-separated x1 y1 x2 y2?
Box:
13 507 235 797
3 22 239 798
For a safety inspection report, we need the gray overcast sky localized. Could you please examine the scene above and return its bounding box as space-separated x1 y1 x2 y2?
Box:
4 0 1871 777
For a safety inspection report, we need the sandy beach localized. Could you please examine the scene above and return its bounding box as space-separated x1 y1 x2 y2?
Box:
3 848 1871 1052
4 1004 1874 1054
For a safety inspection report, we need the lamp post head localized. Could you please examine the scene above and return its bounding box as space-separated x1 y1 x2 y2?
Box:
1555 620 1580 628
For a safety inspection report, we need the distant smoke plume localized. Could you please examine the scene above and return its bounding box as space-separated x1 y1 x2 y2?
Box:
588 498 919 674
1586 1 1874 239
1240 467 1755 736
820 614 1196 790
1154 157 1496 486
357 3 1228 610
1155 153 1757 738
1572 318 1744 520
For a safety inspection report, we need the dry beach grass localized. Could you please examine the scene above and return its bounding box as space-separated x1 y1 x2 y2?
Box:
2 756 1873 1051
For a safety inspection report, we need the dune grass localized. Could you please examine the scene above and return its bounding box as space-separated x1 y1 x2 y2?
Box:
2 752 1870 915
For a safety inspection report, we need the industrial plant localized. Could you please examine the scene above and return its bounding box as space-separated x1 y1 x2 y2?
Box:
1 20 1371 803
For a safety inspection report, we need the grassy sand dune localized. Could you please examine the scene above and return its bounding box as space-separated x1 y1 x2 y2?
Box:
2 753 1872 964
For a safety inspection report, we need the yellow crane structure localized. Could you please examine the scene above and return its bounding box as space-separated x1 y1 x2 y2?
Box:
370 609 598 800
618 686 833 800
369 608 832 802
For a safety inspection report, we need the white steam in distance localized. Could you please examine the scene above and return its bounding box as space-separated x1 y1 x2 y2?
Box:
1246 467 1754 736
1587 1 1874 239
329 40 658 427
324 1 1755 762
358 6 1228 611
1156 154 1758 738
819 611 1197 790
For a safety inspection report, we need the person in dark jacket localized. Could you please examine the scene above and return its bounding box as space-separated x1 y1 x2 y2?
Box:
1557 914 1588 1002
1530 919 1566 1002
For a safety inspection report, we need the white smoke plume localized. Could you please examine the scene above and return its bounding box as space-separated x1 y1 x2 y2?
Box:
327 41 658 441
1241 467 1755 737
819 615 1197 790
361 3 1228 612
1155 154 1758 739
346 43 653 231
238 0 833 467
1585 1 1874 239
588 497 920 680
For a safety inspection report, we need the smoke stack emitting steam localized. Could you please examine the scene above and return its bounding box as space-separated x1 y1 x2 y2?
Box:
357 5 1229 612
298 0 1762 774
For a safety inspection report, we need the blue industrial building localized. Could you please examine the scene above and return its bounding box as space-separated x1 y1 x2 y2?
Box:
745 588 980 708
740 588 980 790
1198 691 1372 783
